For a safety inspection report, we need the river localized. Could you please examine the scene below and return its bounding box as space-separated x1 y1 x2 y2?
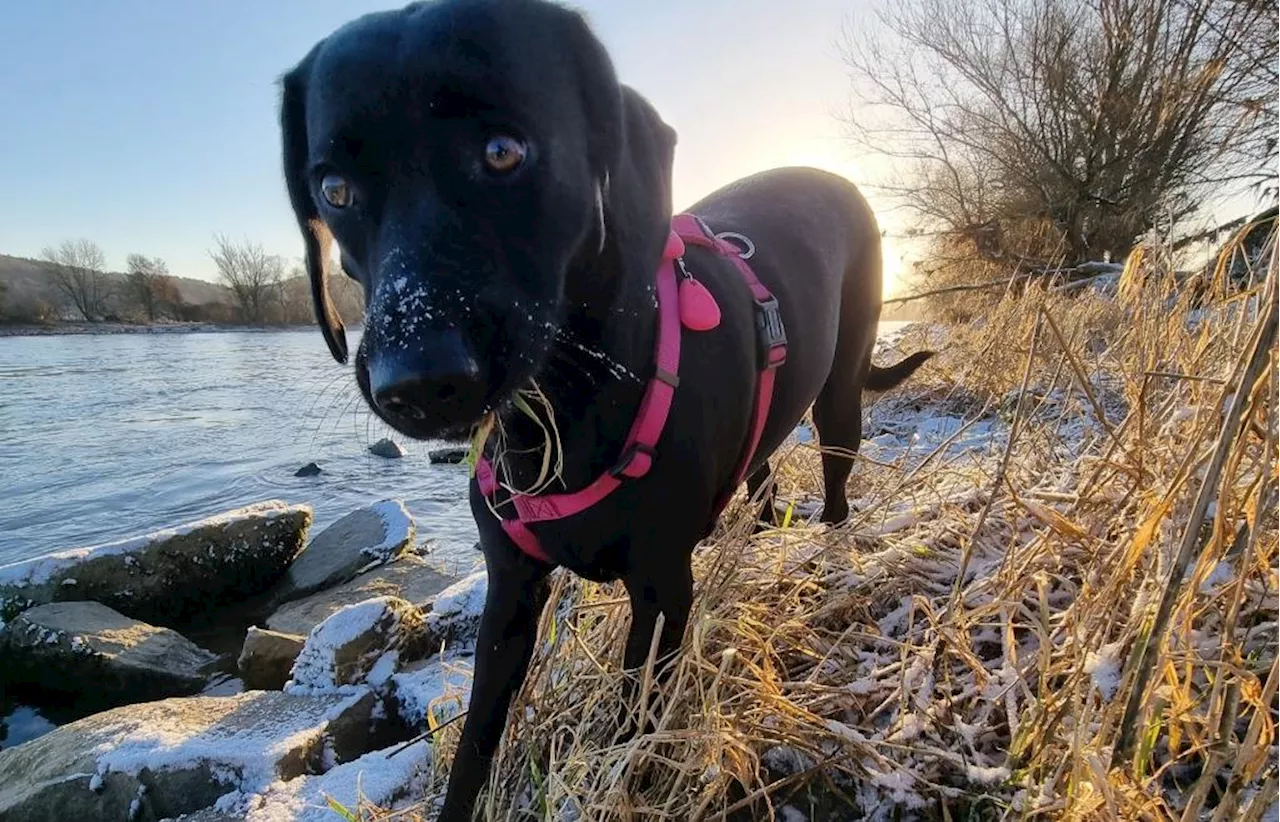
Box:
0 322 911 572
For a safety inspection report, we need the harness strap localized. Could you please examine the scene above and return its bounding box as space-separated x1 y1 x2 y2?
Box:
671 215 789 514
477 214 787 564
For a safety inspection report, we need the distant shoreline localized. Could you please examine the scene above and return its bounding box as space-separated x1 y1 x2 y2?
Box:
0 322 314 339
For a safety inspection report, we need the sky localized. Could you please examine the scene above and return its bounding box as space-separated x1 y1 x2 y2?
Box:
0 0 915 293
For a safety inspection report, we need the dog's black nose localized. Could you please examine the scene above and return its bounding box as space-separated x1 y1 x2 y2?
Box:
367 330 484 428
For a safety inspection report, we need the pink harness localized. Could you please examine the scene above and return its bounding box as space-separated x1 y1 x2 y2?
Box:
475 213 788 564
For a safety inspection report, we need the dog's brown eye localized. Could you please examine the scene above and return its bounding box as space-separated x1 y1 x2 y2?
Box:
320 174 353 208
483 135 527 174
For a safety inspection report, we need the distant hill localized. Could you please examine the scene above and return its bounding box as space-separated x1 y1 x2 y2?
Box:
0 254 233 310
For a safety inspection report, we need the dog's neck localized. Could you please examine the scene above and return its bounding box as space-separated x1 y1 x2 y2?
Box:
493 221 663 495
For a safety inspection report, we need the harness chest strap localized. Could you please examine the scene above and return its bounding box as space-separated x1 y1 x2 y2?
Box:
475 214 788 564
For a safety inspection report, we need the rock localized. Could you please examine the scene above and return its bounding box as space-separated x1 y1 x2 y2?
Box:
266 554 455 637
269 500 415 606
0 689 388 822
212 739 431 822
387 654 472 732
427 446 468 465
368 438 406 459
237 627 305 691
1 602 216 711
294 462 322 477
0 501 312 626
288 596 427 692
425 570 489 650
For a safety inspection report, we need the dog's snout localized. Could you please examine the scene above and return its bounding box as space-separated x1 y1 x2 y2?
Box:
366 329 485 434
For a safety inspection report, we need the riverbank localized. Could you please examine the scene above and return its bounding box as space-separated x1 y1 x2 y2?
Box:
0 273 1273 819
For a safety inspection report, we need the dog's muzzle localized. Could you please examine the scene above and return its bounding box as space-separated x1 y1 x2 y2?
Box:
365 328 486 436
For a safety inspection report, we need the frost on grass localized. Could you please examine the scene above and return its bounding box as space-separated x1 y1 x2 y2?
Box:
1083 640 1125 701
458 282 1279 822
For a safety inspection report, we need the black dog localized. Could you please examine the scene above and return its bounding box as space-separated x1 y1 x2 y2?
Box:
280 1 932 817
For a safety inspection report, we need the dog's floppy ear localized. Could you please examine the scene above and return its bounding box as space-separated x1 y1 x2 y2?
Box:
563 11 677 264
280 58 349 364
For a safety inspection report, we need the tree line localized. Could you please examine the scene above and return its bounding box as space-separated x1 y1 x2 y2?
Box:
1 236 363 327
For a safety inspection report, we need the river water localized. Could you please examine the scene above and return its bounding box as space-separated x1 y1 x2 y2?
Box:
0 329 481 575
0 322 910 573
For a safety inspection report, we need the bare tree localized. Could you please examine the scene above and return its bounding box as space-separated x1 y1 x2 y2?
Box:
40 239 113 322
329 272 366 326
124 253 175 322
209 235 286 324
843 0 1279 267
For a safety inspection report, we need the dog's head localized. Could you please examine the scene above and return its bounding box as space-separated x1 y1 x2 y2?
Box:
280 0 676 440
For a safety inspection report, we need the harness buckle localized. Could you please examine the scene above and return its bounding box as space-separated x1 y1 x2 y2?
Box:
754 296 788 370
609 441 657 479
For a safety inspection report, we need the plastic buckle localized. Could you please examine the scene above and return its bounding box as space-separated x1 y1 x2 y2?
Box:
754 296 787 370
609 442 657 478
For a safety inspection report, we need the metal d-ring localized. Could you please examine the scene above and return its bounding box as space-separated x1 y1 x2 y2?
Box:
715 231 756 259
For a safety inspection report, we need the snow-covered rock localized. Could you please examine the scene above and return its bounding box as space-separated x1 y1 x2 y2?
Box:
287 596 427 693
269 500 415 606
265 554 453 638
212 739 432 821
0 689 386 822
237 627 306 691
1 601 217 709
368 438 406 459
425 569 488 650
0 501 311 626
387 654 473 732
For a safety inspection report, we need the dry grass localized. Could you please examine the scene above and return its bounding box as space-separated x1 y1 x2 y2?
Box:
379 231 1278 821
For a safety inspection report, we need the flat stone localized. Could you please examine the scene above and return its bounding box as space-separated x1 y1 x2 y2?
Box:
427 447 468 465
2 602 217 711
265 554 454 637
0 501 312 626
237 627 305 691
269 500 415 607
288 597 427 691
0 689 385 822
368 438 406 459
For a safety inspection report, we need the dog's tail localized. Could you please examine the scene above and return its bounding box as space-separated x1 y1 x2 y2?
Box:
866 350 935 392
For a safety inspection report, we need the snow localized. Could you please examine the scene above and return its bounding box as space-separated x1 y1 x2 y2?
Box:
388 655 473 728
287 597 401 693
214 740 432 822
779 806 808 822
362 500 415 563
366 651 399 688
91 690 371 805
426 570 488 642
0 501 308 588
966 764 1011 785
1084 641 1125 701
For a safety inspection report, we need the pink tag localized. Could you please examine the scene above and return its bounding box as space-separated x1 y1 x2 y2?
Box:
679 276 721 331
663 231 685 260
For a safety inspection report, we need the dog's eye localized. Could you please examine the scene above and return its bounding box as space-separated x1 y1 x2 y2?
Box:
483 135 527 175
320 174 354 209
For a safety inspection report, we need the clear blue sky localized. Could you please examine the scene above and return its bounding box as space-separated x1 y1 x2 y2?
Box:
0 0 907 289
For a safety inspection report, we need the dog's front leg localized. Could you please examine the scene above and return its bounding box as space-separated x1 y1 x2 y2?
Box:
617 558 694 737
441 550 551 821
